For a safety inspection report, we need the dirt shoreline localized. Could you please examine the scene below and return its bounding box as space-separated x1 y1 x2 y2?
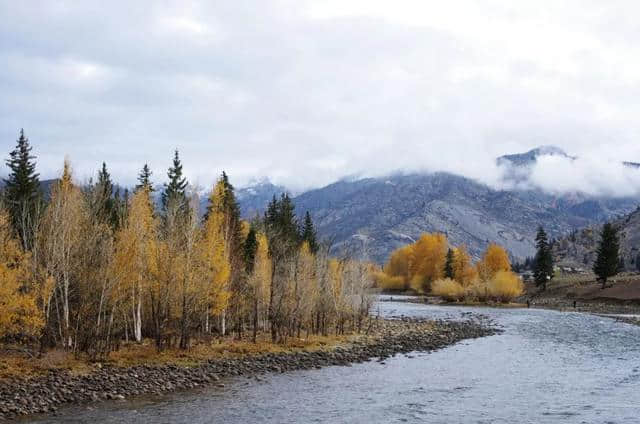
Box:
0 317 498 421
381 292 640 326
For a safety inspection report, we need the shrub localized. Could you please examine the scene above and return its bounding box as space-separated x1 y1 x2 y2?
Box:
466 279 488 302
373 272 406 291
431 278 465 301
410 274 429 294
487 270 523 302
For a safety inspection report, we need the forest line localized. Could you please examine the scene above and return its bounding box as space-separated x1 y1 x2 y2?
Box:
1 131 375 358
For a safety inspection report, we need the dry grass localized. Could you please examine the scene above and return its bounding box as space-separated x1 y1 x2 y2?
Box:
0 347 93 380
551 272 639 288
0 331 365 380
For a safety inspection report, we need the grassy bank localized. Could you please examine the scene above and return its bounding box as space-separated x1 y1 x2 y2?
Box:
521 272 640 316
0 332 364 381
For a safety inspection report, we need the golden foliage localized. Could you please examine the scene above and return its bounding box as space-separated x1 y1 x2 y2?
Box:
38 160 90 345
372 272 405 291
247 232 271 314
487 270 524 302
378 234 518 304
381 233 449 293
452 245 477 287
476 243 511 282
384 245 412 288
431 278 465 301
201 207 231 316
328 258 343 307
409 233 448 291
0 209 44 339
111 189 156 328
3 160 376 352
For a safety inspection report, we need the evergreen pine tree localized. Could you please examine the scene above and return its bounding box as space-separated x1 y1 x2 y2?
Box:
279 193 299 245
161 150 188 214
264 193 299 256
593 223 620 289
3 129 41 249
136 163 154 192
444 248 454 279
533 226 554 291
118 188 130 226
264 195 279 227
300 211 318 253
99 162 116 221
243 225 258 274
97 162 113 200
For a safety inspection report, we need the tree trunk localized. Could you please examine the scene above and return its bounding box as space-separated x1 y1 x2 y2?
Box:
252 297 258 343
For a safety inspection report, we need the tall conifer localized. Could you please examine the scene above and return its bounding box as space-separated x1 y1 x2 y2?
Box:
136 163 154 192
533 226 554 291
301 211 318 253
161 150 188 214
444 248 454 279
3 129 41 249
593 223 620 289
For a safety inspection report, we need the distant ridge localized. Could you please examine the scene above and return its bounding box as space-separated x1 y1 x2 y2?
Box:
496 145 575 167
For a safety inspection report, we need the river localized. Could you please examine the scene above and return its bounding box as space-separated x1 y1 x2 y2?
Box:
26 300 640 423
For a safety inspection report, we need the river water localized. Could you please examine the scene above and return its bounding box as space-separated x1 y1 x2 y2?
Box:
26 300 640 423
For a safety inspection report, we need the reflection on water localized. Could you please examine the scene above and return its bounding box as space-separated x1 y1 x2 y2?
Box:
26 302 640 423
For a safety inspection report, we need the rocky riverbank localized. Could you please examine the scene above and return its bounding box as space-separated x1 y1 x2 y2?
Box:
380 293 640 327
0 318 497 420
523 295 640 320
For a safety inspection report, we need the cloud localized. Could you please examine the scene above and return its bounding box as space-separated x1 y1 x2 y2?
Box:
510 155 640 197
1 0 640 194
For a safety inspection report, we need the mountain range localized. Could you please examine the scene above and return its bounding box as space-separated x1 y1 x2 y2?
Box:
236 146 639 263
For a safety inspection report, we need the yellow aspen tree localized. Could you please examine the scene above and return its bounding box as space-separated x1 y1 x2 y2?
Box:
205 175 243 336
342 259 375 332
39 160 88 348
476 243 511 282
0 208 44 340
294 241 317 337
452 245 478 287
200 202 231 336
247 232 271 342
384 245 413 288
147 236 172 350
111 188 156 342
176 193 205 349
328 258 346 333
409 233 448 292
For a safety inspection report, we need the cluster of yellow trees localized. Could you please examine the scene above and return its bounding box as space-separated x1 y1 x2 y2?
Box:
375 233 523 302
0 161 375 357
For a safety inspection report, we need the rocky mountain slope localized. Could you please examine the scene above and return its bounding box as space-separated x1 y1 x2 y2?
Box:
235 146 638 264
238 146 639 263
235 179 288 219
553 206 640 271
292 172 636 263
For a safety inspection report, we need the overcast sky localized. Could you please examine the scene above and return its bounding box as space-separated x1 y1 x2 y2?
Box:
2 1 640 195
